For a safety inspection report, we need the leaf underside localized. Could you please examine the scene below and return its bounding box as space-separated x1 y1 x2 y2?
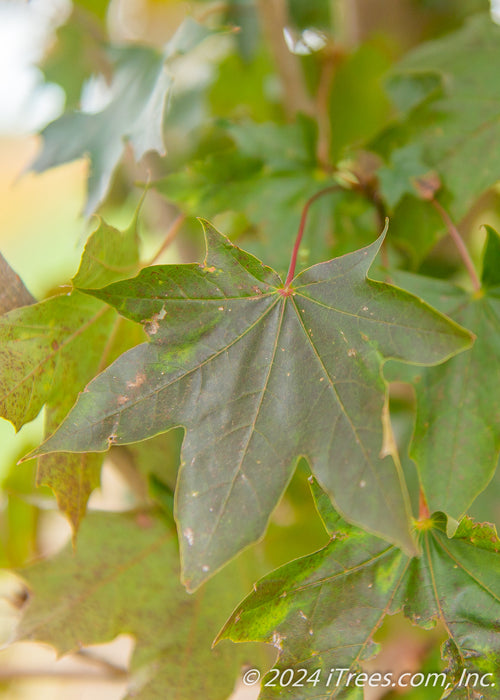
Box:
17 510 267 700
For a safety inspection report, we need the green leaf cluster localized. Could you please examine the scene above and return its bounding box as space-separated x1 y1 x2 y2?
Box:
1 3 500 699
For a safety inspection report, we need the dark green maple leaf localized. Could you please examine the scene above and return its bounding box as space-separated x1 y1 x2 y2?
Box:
385 225 500 522
16 510 268 700
33 18 214 215
219 479 500 700
0 213 142 531
380 13 500 221
31 222 472 589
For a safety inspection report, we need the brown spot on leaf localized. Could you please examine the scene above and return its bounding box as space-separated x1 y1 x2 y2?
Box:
127 372 146 389
144 306 167 335
146 319 159 335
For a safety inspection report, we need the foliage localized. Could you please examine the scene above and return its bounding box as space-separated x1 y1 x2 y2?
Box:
220 479 500 699
1 1 500 699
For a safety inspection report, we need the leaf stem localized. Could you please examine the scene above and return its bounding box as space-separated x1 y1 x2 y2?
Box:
418 487 430 520
431 199 480 292
285 185 340 287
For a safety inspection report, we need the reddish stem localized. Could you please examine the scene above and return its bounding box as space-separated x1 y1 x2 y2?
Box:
431 199 480 292
418 488 430 520
285 186 340 287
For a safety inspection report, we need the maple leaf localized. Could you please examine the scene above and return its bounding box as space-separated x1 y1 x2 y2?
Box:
380 13 500 221
32 18 214 215
219 479 500 700
0 214 143 531
16 510 268 700
385 225 500 521
30 222 472 589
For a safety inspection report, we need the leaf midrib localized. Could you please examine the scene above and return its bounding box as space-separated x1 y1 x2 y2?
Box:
200 298 287 558
295 289 467 338
290 295 403 522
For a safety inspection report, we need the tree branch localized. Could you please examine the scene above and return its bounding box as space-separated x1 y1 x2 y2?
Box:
0 649 128 682
315 49 338 170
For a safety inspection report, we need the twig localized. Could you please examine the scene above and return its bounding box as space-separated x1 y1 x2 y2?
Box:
0 669 126 682
284 186 340 288
0 649 128 682
256 0 314 118
75 649 129 677
336 0 362 47
145 214 186 267
431 199 481 292
315 50 338 170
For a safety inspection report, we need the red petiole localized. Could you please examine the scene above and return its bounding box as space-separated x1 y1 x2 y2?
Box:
284 185 340 288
